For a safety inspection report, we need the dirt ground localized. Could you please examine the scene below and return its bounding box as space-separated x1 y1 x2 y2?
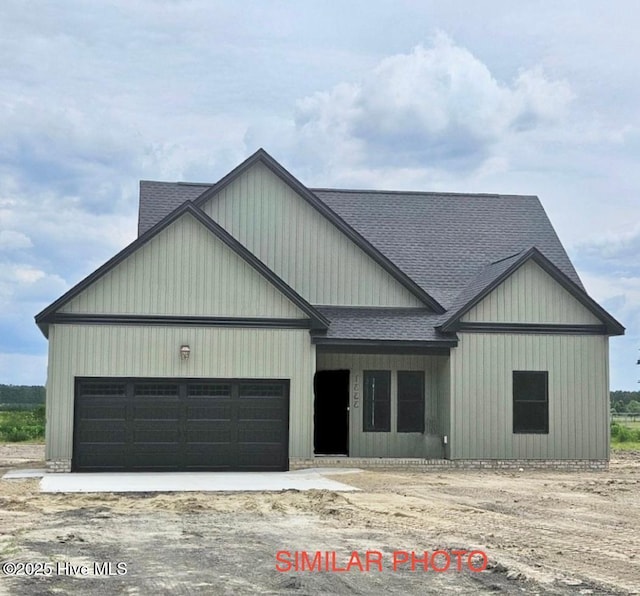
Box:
0 445 638 595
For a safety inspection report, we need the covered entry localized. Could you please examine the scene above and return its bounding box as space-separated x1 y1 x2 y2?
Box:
73 378 289 472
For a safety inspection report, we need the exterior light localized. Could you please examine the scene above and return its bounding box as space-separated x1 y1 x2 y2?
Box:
180 345 191 360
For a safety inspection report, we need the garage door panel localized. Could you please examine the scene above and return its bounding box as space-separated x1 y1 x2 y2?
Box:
133 383 179 398
129 454 182 470
132 442 180 454
185 425 233 443
76 425 127 444
74 378 288 472
238 400 286 421
187 383 232 397
79 383 127 398
185 445 235 467
74 444 128 470
186 403 232 421
237 445 286 469
133 404 180 420
238 383 284 398
238 426 285 444
77 402 127 421
132 428 180 443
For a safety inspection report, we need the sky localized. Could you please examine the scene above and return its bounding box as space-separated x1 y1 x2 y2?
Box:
0 0 638 389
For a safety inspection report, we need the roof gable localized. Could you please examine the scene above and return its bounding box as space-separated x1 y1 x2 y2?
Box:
192 149 443 311
439 247 624 335
36 203 330 336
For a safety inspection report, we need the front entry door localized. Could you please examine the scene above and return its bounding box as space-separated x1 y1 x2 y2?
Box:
313 370 350 455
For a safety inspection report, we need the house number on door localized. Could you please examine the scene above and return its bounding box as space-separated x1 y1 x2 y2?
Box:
352 373 360 408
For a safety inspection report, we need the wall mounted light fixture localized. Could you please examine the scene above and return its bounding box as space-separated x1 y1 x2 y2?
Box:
180 345 191 360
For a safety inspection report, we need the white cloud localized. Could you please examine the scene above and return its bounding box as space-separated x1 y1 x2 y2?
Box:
0 230 32 250
293 34 574 180
14 267 44 284
0 263 67 308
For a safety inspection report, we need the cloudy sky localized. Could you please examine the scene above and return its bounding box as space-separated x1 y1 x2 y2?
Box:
1 1 638 389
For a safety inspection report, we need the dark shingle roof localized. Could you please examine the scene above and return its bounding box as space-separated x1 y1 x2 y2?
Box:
312 189 583 308
315 307 452 342
138 181 209 236
138 179 583 311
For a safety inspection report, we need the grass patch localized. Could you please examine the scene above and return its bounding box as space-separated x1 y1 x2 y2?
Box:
0 406 45 442
611 417 640 430
611 441 640 452
611 421 640 452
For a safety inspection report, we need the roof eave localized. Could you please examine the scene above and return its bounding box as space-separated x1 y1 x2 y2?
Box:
311 337 458 348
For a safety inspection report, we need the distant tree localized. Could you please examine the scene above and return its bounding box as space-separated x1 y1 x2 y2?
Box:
610 391 640 409
614 400 627 413
628 400 640 414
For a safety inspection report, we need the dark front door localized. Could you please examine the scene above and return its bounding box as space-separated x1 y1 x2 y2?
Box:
73 378 289 472
313 370 350 455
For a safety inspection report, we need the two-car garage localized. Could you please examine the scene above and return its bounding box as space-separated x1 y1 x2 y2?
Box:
73 378 290 472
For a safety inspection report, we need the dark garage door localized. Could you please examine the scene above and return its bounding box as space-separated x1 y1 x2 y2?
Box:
73 378 289 472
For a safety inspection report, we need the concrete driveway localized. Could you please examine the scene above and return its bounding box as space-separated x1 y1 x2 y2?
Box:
37 468 361 493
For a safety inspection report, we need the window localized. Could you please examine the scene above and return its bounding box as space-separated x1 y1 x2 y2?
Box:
513 371 549 434
363 371 390 432
397 371 425 433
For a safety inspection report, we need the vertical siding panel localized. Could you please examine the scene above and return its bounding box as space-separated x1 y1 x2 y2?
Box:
576 337 585 459
489 334 498 456
450 347 458 459
561 335 570 458
462 336 471 458
504 334 514 459
596 338 605 459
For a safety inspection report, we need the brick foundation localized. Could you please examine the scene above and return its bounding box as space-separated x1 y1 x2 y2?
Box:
45 458 608 473
289 457 608 471
46 459 71 473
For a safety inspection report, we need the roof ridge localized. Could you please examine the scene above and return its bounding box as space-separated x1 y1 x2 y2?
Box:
139 180 214 187
311 187 538 199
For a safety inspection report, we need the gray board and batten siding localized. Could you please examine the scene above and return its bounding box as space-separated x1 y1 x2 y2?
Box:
448 258 610 460
200 161 425 308
449 333 609 460
59 213 307 318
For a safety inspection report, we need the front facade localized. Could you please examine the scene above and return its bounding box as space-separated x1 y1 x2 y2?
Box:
36 150 623 472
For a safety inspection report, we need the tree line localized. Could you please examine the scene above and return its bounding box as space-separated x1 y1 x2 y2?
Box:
1 384 639 412
0 384 45 406
610 390 640 414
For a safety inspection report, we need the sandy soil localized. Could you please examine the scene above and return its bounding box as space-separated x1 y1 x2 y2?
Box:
0 444 638 595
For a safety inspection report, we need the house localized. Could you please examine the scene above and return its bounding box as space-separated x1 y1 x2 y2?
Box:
35 149 624 472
